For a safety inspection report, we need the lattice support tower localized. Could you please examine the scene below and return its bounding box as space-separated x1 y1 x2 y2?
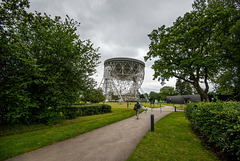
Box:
99 57 145 102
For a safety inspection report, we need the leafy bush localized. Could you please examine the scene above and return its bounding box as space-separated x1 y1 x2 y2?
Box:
63 104 111 119
185 102 240 160
0 0 100 125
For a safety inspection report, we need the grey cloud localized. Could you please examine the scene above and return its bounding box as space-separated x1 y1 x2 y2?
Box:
28 0 194 93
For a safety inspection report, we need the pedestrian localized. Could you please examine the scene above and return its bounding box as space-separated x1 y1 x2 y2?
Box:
144 106 147 113
134 102 141 119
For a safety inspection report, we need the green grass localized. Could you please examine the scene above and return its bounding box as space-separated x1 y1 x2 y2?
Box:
105 102 186 110
105 102 134 107
159 103 186 109
0 108 137 161
105 102 164 108
127 112 220 161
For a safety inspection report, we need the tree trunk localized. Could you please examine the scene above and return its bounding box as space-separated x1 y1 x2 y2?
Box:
193 81 209 102
199 89 209 102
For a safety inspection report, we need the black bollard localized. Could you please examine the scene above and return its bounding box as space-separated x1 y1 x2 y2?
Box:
175 106 176 112
151 114 154 132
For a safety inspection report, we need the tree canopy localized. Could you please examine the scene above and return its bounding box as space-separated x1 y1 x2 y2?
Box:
0 0 100 124
81 88 105 103
159 86 177 101
145 0 240 101
149 91 160 103
175 79 193 95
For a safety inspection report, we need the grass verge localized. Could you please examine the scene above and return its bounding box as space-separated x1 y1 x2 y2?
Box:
127 112 220 161
105 102 164 108
0 108 137 161
105 102 185 109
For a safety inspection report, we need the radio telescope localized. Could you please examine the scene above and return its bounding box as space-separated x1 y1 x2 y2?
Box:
99 57 147 102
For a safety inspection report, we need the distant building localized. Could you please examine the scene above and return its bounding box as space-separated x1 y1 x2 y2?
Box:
167 95 201 104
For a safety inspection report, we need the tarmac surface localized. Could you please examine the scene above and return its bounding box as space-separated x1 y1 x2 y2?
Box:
8 106 176 161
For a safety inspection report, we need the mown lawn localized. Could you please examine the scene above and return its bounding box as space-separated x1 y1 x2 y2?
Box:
105 101 162 108
127 112 220 161
0 108 137 161
105 101 185 109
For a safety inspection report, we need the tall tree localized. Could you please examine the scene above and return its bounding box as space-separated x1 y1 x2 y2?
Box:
145 0 240 101
149 91 159 103
159 86 177 101
0 0 100 124
208 0 240 97
175 79 193 95
82 88 105 103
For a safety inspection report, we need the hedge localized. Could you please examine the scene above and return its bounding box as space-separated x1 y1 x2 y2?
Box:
62 104 112 119
185 102 240 160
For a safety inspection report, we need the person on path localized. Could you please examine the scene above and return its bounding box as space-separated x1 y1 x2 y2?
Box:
144 106 147 113
134 102 141 119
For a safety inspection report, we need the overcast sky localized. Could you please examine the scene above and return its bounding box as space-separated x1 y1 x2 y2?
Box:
28 0 194 94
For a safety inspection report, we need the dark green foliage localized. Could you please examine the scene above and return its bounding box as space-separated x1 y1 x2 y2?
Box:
145 0 240 101
175 78 193 95
81 88 106 103
159 86 177 101
209 0 240 97
110 94 119 101
63 104 111 119
149 91 160 103
0 0 100 125
185 102 240 160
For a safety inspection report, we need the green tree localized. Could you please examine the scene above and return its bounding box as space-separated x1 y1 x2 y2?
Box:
82 88 105 103
0 0 100 124
214 69 237 95
139 93 149 102
208 0 240 97
149 91 159 103
175 79 193 95
159 86 177 101
144 0 240 101
111 95 119 101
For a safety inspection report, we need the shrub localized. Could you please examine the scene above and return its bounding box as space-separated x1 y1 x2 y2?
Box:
63 104 111 119
0 0 100 125
185 101 240 160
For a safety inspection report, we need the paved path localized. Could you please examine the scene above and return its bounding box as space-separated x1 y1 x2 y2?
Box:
8 106 175 161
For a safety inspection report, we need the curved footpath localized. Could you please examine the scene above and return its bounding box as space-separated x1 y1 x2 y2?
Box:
8 106 176 161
